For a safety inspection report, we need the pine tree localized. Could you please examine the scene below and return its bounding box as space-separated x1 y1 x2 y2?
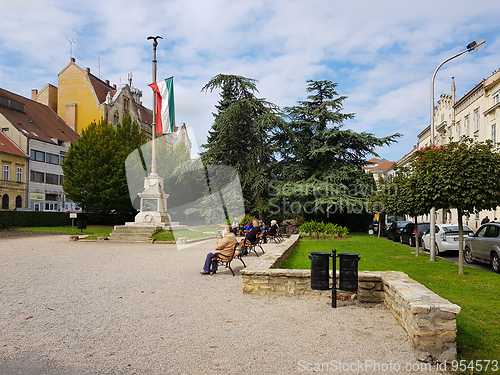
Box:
201 74 282 217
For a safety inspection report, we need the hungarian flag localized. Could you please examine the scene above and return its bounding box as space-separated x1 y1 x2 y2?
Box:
149 77 175 134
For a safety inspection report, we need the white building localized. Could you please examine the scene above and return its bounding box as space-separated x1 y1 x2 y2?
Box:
0 88 80 212
414 70 500 229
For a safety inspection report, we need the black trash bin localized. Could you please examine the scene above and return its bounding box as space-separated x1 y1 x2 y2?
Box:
338 253 360 292
77 219 87 231
309 252 331 290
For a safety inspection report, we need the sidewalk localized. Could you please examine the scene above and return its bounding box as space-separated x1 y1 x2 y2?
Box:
0 235 446 374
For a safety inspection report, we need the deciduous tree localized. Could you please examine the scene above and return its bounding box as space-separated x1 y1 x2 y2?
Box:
62 115 148 218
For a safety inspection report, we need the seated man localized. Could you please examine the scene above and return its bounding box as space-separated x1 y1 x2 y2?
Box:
201 225 237 275
244 219 261 245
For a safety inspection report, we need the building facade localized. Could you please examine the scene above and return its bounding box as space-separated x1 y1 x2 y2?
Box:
414 70 500 229
0 131 28 210
0 88 79 212
33 58 153 135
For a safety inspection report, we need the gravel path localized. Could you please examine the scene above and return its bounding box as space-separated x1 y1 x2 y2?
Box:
0 235 447 374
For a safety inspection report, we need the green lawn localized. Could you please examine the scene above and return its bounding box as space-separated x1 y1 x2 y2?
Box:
282 233 500 370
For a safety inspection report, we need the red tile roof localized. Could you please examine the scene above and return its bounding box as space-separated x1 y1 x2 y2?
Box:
0 88 79 144
366 157 381 164
0 132 28 158
137 102 153 125
88 72 115 104
370 161 396 172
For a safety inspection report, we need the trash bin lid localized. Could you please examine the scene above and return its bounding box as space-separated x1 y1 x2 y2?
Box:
338 253 360 256
309 252 332 255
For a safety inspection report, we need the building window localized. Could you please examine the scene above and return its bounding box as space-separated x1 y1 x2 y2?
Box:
15 195 22 208
30 150 45 162
114 111 119 125
46 194 58 201
3 164 10 180
465 115 470 136
124 96 129 112
457 120 461 138
46 173 59 185
474 109 480 131
46 153 59 165
2 194 8 209
16 167 23 182
494 91 500 105
492 124 497 147
45 202 56 211
59 175 64 185
30 170 45 183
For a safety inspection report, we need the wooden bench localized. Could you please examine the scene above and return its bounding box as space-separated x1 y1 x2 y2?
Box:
240 232 265 257
211 242 246 276
266 227 284 243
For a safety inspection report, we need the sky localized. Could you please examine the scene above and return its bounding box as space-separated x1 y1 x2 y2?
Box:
1 0 500 162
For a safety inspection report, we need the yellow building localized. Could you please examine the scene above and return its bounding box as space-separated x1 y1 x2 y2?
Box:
0 131 28 210
33 58 153 135
56 58 116 134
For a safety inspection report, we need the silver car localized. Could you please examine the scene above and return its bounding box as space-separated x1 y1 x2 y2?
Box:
464 223 500 273
422 224 473 255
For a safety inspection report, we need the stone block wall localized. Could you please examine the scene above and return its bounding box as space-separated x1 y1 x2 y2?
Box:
241 235 461 364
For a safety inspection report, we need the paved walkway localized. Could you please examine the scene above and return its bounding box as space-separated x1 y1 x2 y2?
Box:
0 234 446 374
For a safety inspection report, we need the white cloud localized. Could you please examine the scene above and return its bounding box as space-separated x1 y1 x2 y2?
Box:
2 0 500 162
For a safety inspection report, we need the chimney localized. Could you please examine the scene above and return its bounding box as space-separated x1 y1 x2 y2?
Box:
105 79 110 86
113 84 116 90
71 57 75 63
31 89 38 100
86 67 90 73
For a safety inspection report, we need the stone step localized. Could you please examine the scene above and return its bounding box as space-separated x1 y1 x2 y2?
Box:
112 226 161 234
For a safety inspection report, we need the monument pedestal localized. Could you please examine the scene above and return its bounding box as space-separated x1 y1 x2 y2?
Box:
133 172 170 226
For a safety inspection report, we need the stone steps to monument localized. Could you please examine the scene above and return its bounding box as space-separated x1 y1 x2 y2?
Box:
108 233 153 241
112 226 161 234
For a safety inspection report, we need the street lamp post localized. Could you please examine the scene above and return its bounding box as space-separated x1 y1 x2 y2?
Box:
428 39 485 262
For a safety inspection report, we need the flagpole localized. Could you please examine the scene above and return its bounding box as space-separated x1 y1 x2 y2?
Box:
147 35 162 175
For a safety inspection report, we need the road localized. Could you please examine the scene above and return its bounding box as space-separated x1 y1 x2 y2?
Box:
381 235 496 273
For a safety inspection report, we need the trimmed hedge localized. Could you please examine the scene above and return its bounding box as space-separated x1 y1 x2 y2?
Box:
0 211 71 229
0 211 137 229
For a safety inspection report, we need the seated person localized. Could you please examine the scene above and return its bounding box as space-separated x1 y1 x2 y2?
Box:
231 217 240 236
244 219 261 245
267 220 278 236
201 225 237 275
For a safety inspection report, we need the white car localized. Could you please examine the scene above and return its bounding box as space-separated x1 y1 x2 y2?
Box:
422 224 474 255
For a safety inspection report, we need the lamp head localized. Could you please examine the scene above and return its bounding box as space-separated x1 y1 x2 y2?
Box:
467 39 486 52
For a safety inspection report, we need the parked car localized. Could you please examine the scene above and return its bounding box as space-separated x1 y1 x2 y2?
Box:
386 221 411 242
464 223 500 273
400 222 431 247
422 224 474 255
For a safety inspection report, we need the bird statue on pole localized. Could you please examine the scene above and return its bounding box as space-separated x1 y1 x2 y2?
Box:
147 35 162 49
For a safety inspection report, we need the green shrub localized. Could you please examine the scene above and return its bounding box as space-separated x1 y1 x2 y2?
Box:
299 220 349 240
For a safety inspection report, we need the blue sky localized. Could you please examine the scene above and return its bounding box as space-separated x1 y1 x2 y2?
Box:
1 0 500 162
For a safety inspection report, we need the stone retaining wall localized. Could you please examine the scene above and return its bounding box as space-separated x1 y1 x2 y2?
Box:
240 235 461 364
